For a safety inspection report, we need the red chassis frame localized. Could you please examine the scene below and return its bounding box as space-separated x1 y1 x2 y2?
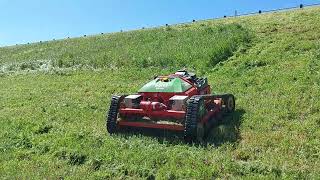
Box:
116 75 223 131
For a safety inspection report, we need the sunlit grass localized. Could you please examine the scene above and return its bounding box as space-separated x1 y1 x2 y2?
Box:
0 6 320 179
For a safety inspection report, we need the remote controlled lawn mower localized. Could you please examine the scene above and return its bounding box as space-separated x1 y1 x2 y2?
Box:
106 70 235 142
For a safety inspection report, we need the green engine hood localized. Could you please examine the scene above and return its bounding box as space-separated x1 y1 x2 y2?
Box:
138 77 192 93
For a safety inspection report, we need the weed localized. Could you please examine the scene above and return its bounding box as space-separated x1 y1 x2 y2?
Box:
68 152 87 166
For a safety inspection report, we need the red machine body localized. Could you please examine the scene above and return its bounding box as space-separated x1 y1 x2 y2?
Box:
106 70 235 141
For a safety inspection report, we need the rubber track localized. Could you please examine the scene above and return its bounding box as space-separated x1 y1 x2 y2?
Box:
184 96 202 142
106 96 121 134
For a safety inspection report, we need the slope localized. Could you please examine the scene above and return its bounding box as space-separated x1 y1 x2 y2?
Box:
0 6 319 179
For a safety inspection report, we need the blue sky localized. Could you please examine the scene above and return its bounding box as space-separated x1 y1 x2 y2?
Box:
0 0 319 46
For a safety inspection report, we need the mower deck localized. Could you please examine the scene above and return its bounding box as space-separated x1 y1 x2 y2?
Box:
118 120 185 131
119 108 186 119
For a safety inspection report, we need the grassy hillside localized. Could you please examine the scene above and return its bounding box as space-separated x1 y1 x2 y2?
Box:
1 7 320 179
0 24 250 73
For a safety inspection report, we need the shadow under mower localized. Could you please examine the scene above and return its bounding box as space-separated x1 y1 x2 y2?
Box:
106 70 235 142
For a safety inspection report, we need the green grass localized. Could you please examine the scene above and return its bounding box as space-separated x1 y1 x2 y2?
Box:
1 7 320 179
0 23 250 73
